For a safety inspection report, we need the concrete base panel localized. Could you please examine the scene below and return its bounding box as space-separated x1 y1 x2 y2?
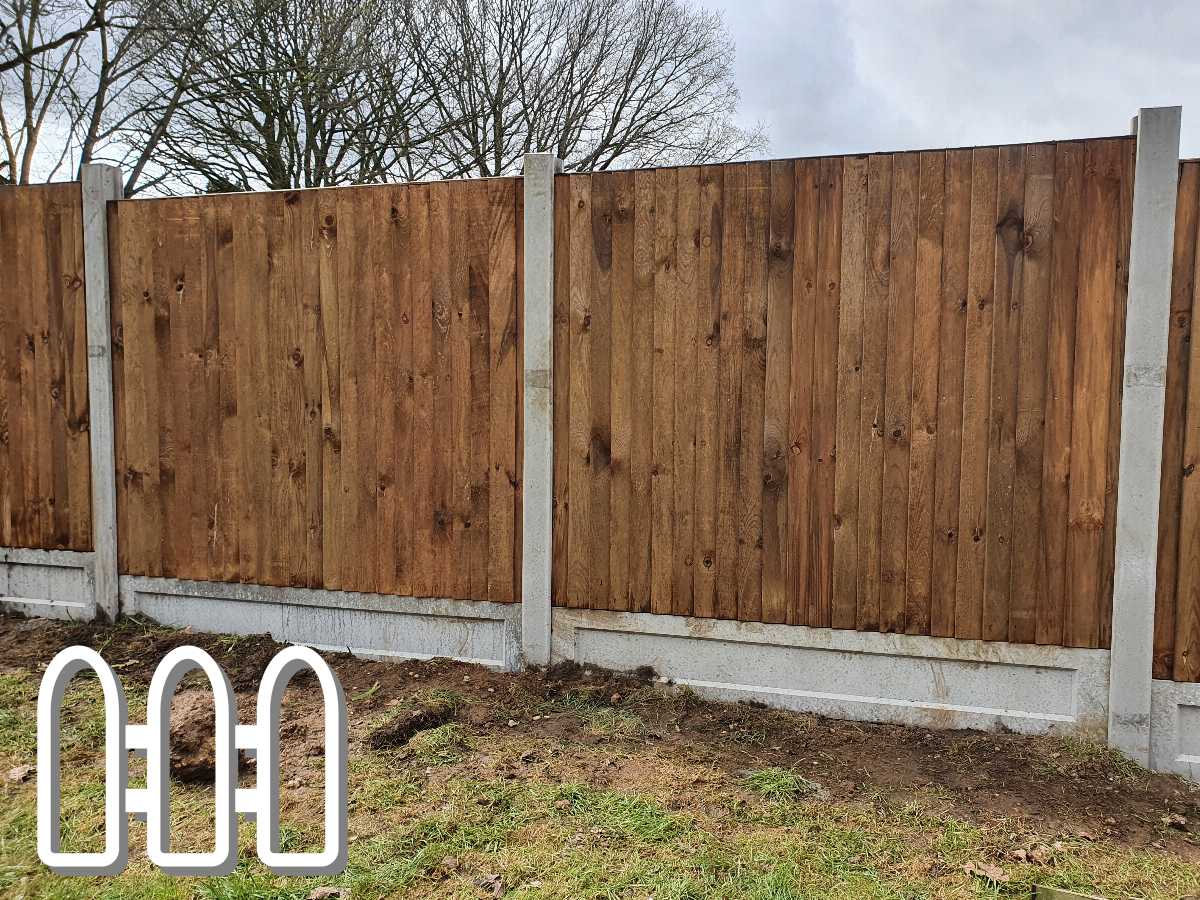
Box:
0 547 96 621
552 609 1110 737
1150 679 1200 780
120 576 522 671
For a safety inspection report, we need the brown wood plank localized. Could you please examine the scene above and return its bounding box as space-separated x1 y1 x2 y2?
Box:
0 191 15 545
954 147 999 640
715 163 747 621
430 185 456 597
1008 143 1055 644
880 152 918 633
373 187 402 595
588 175 613 608
488 179 519 603
692 165 724 618
628 170 657 612
831 156 869 630
672 167 701 616
1176 169 1200 679
762 159 794 625
809 157 843 629
567 175 595 609
651 168 677 614
905 150 946 636
449 183 478 600
608 171 635 611
738 161 770 621
1038 142 1084 646
317 190 345 590
982 145 1026 641
29 193 53 545
789 158 819 626
410 185 438 597
1065 139 1123 649
1156 162 1200 676
59 194 90 549
294 191 323 588
1101 142 1136 648
856 154 893 631
552 175 572 606
931 149 973 637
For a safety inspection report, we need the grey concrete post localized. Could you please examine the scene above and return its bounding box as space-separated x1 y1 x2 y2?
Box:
80 164 124 621
1108 107 1182 764
520 152 562 666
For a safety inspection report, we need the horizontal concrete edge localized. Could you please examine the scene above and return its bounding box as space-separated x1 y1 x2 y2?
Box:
1150 679 1200 781
552 608 1110 738
0 546 97 621
120 576 522 671
0 546 96 568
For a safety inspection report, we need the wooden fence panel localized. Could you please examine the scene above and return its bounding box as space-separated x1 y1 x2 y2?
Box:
110 179 522 602
1156 159 1200 681
553 138 1135 648
0 183 91 551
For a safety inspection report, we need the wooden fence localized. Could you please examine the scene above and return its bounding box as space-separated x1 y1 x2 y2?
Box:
1156 158 1200 681
108 178 523 601
552 138 1136 649
0 183 92 551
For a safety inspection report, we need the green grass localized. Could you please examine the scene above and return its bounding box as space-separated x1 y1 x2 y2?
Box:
1 664 1197 900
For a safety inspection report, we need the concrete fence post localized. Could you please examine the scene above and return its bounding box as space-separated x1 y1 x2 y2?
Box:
520 153 562 666
1108 106 1182 764
80 164 124 621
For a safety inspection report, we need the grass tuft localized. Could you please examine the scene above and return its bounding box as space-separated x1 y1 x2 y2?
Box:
743 767 821 801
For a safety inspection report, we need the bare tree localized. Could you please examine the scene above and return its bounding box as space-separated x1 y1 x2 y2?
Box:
1 0 218 190
139 0 452 192
409 0 765 177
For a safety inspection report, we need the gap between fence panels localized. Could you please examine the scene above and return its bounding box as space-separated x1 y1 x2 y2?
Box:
0 108 1195 780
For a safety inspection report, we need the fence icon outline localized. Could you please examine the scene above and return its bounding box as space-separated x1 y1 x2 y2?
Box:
37 644 347 877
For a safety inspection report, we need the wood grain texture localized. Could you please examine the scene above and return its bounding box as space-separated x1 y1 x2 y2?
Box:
109 179 522 601
0 183 91 551
550 140 1134 649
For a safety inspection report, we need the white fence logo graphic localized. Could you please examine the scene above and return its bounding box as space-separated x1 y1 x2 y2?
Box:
36 644 347 877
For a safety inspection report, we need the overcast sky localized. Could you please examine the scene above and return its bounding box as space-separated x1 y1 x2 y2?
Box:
709 0 1199 160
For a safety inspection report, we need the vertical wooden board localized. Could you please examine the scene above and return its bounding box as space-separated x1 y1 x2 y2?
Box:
832 156 869 630
672 167 701 616
650 168 677 614
608 171 635 611
1175 168 1200 680
809 159 843 629
430 185 455 596
905 151 946 635
789 159 819 625
372 187 402 596
29 194 53 544
629 170 657 612
588 175 613 608
715 163 747 620
487 179 519 603
1065 139 1122 649
41 196 69 546
880 153 919 633
461 181 492 600
294 191 324 588
856 154 893 631
409 185 438 597
1008 143 1055 644
192 202 219 576
176 203 211 580
447 184 477 599
61 193 92 549
552 176 572 605
317 190 344 590
953 147 998 640
692 165 724 617
1156 162 1200 676
125 201 164 575
1039 142 1084 646
0 193 14 544
1100 141 1136 648
567 175 595 609
982 145 1027 641
208 199 240 581
513 181 524 600
11 188 36 546
738 162 770 621
334 188 373 592
761 159 794 625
